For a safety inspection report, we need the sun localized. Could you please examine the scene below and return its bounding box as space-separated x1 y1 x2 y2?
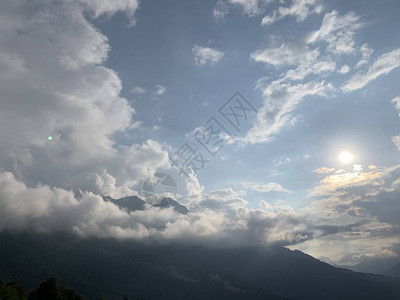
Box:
338 151 355 164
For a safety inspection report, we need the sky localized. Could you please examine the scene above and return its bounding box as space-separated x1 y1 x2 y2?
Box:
0 0 400 266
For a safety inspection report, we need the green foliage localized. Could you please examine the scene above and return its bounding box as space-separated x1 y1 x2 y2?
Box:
0 277 85 300
0 279 27 300
28 278 84 300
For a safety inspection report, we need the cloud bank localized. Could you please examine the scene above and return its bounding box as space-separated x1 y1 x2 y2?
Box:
0 170 320 247
0 0 171 200
0 0 320 249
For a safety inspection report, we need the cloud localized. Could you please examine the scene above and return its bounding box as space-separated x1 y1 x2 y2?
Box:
1 0 398 264
308 164 400 225
213 0 230 21
339 65 350 74
284 59 336 81
342 48 400 92
392 96 400 115
236 205 313 246
313 167 335 174
391 96 400 150
251 43 320 67
307 10 361 54
67 140 170 197
247 9 373 146
130 86 146 94
292 233 399 266
250 40 337 81
0 0 172 199
78 0 140 26
262 0 323 26
310 168 385 197
391 136 400 150
228 0 264 16
0 169 323 247
192 45 224 66
0 170 206 239
201 188 247 210
301 164 400 264
245 79 333 143
241 182 291 193
152 84 166 98
213 0 278 20
154 85 166 96
334 247 398 266
356 44 373 68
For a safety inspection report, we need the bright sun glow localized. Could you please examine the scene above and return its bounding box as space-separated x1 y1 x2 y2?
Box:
338 151 355 164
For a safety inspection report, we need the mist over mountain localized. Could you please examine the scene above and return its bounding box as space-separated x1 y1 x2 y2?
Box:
338 257 400 276
386 263 400 279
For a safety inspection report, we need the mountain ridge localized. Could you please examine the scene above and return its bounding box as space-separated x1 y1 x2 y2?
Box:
103 195 189 214
0 231 399 300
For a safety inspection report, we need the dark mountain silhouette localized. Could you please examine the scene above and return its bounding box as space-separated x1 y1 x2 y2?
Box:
153 197 189 214
103 196 189 214
103 196 147 212
1 232 400 300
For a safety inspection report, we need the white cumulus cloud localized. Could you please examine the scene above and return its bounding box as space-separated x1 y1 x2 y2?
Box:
0 0 170 199
79 0 140 26
192 44 224 66
339 65 350 74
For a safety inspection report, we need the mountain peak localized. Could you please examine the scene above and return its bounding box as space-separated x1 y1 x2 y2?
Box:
103 195 146 213
103 195 189 214
154 197 189 214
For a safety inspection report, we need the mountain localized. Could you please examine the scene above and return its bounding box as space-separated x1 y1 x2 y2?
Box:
103 196 189 214
153 197 189 214
386 263 400 279
103 196 146 212
1 232 400 300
